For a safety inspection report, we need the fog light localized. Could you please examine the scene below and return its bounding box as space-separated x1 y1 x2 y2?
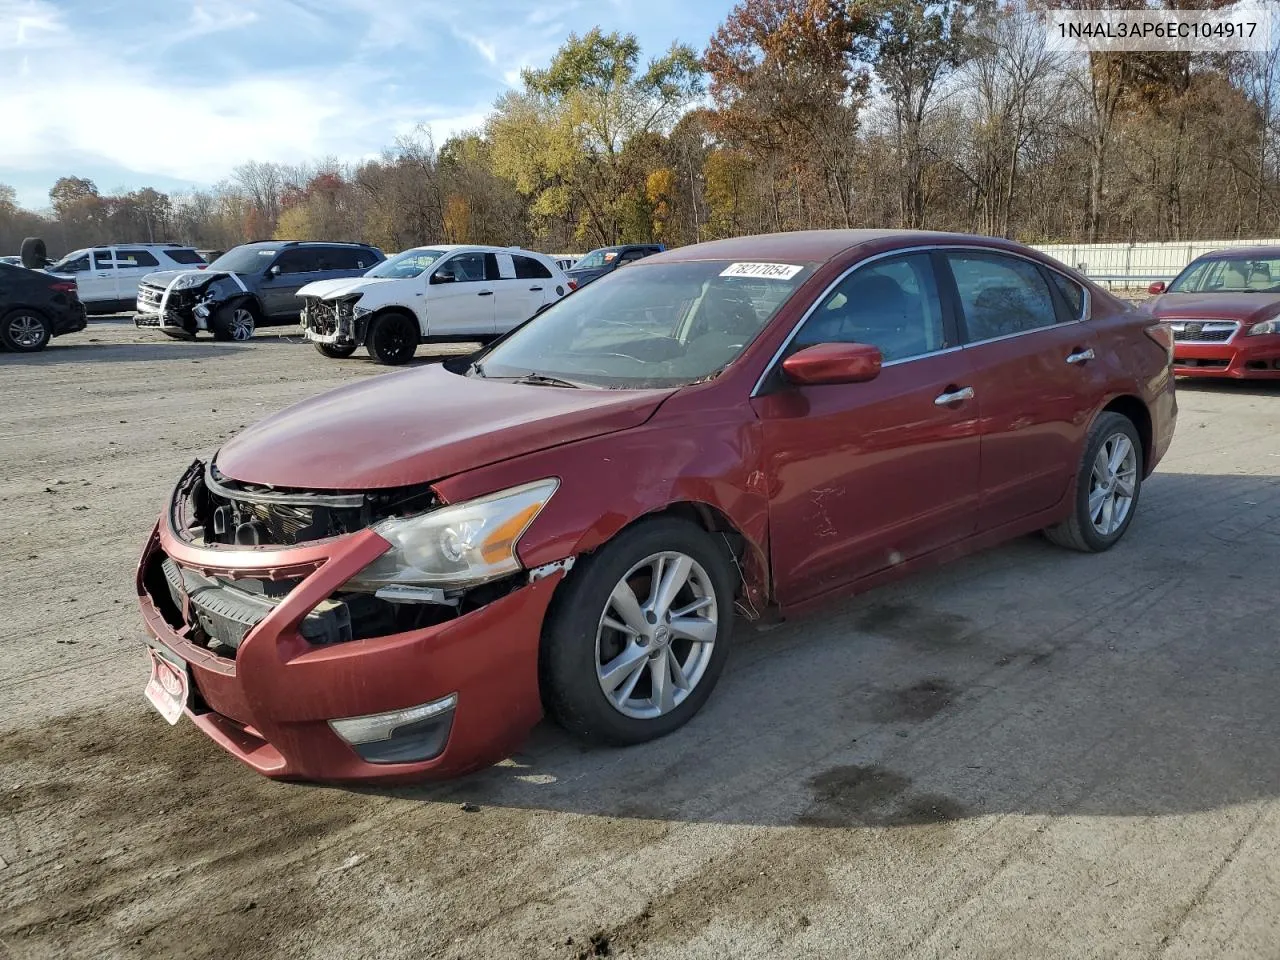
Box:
328 693 457 764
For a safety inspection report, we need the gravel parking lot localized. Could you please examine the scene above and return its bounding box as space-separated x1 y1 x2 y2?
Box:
3 318 1279 960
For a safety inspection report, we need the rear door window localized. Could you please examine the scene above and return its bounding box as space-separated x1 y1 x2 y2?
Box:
116 249 160 268
514 255 553 279
944 252 1059 342
323 247 374 270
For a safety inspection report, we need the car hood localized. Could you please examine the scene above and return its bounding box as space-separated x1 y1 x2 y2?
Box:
298 277 397 299
1145 292 1280 324
214 364 675 490
140 268 224 289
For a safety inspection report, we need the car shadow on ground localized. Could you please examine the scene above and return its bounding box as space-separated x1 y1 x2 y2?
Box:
1 328 482 367
1173 377 1280 398
349 469 1280 829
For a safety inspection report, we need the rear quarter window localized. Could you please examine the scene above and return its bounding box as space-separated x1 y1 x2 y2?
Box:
165 249 205 265
1049 271 1086 319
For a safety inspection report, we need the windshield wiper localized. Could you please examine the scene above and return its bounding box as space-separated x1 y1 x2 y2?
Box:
511 372 581 388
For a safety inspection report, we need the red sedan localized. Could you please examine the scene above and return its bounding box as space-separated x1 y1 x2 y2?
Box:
137 230 1177 782
1146 246 1280 378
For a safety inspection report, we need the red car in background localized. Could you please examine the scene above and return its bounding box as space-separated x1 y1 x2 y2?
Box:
137 230 1177 783
1146 246 1280 378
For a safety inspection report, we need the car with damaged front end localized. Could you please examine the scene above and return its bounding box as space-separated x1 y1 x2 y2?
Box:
137 229 1176 783
134 241 383 341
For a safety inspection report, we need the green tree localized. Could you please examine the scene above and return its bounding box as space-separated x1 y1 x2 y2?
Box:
489 29 703 245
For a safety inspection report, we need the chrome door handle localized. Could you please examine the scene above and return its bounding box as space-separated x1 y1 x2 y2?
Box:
1066 348 1095 364
934 386 975 406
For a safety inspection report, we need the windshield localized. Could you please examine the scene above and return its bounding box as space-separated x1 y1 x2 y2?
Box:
573 248 619 270
475 259 813 388
208 246 279 274
366 248 447 279
49 249 89 272
1168 256 1280 294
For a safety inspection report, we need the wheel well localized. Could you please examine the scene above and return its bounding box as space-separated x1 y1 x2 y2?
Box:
633 502 768 610
1102 395 1153 473
220 295 261 320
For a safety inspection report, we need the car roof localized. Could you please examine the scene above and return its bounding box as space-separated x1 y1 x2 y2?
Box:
242 240 377 249
406 244 554 259
646 229 1023 265
1195 246 1280 260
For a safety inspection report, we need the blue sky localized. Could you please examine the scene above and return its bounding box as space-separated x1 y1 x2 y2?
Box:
0 0 733 211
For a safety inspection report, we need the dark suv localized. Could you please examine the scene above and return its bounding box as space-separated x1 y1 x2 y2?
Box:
565 243 663 288
134 241 384 341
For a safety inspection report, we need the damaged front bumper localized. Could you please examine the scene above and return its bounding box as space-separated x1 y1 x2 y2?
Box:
299 299 369 346
135 465 564 783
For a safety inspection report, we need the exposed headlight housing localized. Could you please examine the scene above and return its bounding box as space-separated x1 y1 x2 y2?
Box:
1247 315 1280 336
345 478 559 590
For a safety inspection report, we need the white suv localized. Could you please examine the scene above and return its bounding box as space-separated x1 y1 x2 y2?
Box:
47 244 205 314
298 245 572 364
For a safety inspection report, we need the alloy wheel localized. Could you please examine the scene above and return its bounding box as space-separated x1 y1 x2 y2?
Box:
229 308 255 341
595 551 719 720
1088 432 1138 536
8 313 47 349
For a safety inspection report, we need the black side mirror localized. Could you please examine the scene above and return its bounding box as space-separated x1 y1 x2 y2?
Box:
430 271 456 285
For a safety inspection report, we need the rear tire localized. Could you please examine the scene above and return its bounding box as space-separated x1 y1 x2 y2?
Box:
540 517 736 747
315 342 358 359
211 304 256 342
1 309 52 352
366 312 418 365
1044 411 1144 553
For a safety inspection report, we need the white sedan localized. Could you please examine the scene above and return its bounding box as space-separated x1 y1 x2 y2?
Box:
297 245 573 364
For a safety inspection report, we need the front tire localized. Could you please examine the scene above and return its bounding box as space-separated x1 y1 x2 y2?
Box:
211 304 256 342
315 342 358 359
1044 411 1144 553
540 517 736 746
365 312 418 365
1 309 52 352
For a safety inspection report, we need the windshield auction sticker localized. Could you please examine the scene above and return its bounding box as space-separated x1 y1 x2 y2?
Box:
720 262 804 280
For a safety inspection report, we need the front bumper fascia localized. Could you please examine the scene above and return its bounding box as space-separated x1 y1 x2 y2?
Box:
136 512 560 783
1173 334 1280 379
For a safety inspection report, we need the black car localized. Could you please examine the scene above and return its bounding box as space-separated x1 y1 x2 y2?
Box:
565 243 663 288
0 262 86 353
134 241 384 341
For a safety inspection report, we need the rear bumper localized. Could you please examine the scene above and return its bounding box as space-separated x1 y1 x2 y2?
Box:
136 516 557 783
1173 335 1280 379
51 302 86 336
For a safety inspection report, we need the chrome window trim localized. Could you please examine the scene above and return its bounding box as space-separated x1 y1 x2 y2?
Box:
751 243 1089 397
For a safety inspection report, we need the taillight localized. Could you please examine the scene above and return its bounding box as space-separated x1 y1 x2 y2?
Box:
50 281 76 293
1145 322 1174 363
197 265 207 269
567 278 578 291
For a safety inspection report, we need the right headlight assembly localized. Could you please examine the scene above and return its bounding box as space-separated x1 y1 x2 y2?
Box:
345 478 559 591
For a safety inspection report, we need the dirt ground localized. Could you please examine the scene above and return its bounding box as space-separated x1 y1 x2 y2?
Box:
2 318 1279 960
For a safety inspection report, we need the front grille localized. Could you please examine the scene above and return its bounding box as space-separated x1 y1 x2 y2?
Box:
161 557 350 654
1168 320 1239 343
135 313 161 327
1174 357 1230 368
137 285 164 308
303 299 340 336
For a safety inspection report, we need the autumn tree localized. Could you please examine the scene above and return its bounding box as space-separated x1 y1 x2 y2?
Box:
489 29 703 246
